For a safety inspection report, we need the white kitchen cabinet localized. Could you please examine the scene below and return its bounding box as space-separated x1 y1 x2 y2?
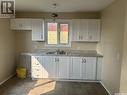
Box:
87 19 100 42
72 19 100 42
70 57 96 80
43 56 58 78
31 56 43 79
42 56 70 79
80 20 89 41
70 57 83 79
71 19 81 41
58 57 70 79
10 19 32 30
31 19 45 41
83 57 96 80
31 55 97 80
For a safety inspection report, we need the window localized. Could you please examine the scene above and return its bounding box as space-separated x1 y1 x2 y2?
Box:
47 23 58 45
46 20 70 47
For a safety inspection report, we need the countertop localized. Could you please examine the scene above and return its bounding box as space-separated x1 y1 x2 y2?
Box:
21 50 103 57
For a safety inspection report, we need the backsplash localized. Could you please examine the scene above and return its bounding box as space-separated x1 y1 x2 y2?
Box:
15 31 97 54
32 41 97 51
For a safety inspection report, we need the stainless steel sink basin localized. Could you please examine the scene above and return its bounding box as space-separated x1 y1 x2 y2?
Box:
46 52 56 54
46 50 68 55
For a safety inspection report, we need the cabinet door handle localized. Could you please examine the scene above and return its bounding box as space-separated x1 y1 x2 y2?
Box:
55 58 56 62
19 24 23 27
36 75 39 77
81 36 83 40
89 35 92 40
82 58 86 63
79 36 81 40
58 58 59 62
36 57 39 61
55 58 58 62
41 35 43 39
55 58 59 62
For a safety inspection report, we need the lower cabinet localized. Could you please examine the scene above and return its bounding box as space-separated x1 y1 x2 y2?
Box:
42 56 58 78
31 56 97 80
70 57 83 79
70 57 96 80
58 57 70 79
31 56 43 78
85 57 96 80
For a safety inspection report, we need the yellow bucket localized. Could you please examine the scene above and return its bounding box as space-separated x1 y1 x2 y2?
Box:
16 67 27 79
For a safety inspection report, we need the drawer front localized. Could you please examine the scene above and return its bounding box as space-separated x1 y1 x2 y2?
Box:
32 60 42 67
31 56 42 67
32 67 43 78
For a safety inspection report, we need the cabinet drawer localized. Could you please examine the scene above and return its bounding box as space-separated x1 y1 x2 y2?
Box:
31 67 43 78
32 61 42 67
31 56 42 66
32 74 42 78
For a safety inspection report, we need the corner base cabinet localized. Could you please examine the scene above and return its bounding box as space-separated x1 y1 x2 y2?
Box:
31 56 98 80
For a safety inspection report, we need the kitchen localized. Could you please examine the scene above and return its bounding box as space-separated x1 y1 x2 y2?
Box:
0 0 127 95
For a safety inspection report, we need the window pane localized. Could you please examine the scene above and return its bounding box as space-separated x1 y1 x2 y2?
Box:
47 23 57 45
60 24 69 44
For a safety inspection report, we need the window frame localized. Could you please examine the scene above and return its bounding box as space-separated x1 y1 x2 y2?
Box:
45 19 72 47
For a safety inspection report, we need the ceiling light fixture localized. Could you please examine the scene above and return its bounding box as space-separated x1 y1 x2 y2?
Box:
51 3 58 22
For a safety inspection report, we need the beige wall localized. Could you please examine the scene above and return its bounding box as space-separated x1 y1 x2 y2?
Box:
16 12 101 19
97 0 126 94
120 0 127 92
0 19 16 83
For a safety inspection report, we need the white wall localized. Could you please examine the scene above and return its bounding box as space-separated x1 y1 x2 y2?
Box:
120 0 127 92
97 0 126 94
0 19 16 83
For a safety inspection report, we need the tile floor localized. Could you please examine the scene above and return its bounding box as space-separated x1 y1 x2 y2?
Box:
0 77 109 95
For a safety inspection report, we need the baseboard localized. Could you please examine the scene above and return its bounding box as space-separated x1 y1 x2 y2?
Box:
100 81 111 95
0 73 16 85
55 79 100 83
32 78 101 83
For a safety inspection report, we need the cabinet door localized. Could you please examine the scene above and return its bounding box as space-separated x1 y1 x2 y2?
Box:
31 56 43 78
72 19 80 41
80 19 88 41
10 19 32 30
85 57 96 80
42 56 57 78
72 19 100 42
58 57 70 79
32 19 44 41
70 57 83 79
87 19 100 42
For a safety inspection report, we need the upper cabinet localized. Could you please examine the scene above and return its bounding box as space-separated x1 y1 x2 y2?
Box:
31 19 45 41
10 18 45 41
87 19 101 42
10 18 100 42
72 19 101 42
10 19 32 30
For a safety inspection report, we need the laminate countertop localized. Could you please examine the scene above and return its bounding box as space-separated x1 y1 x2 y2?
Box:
21 50 103 57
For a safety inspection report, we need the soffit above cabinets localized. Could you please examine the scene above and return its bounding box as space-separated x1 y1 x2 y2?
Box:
15 0 115 12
